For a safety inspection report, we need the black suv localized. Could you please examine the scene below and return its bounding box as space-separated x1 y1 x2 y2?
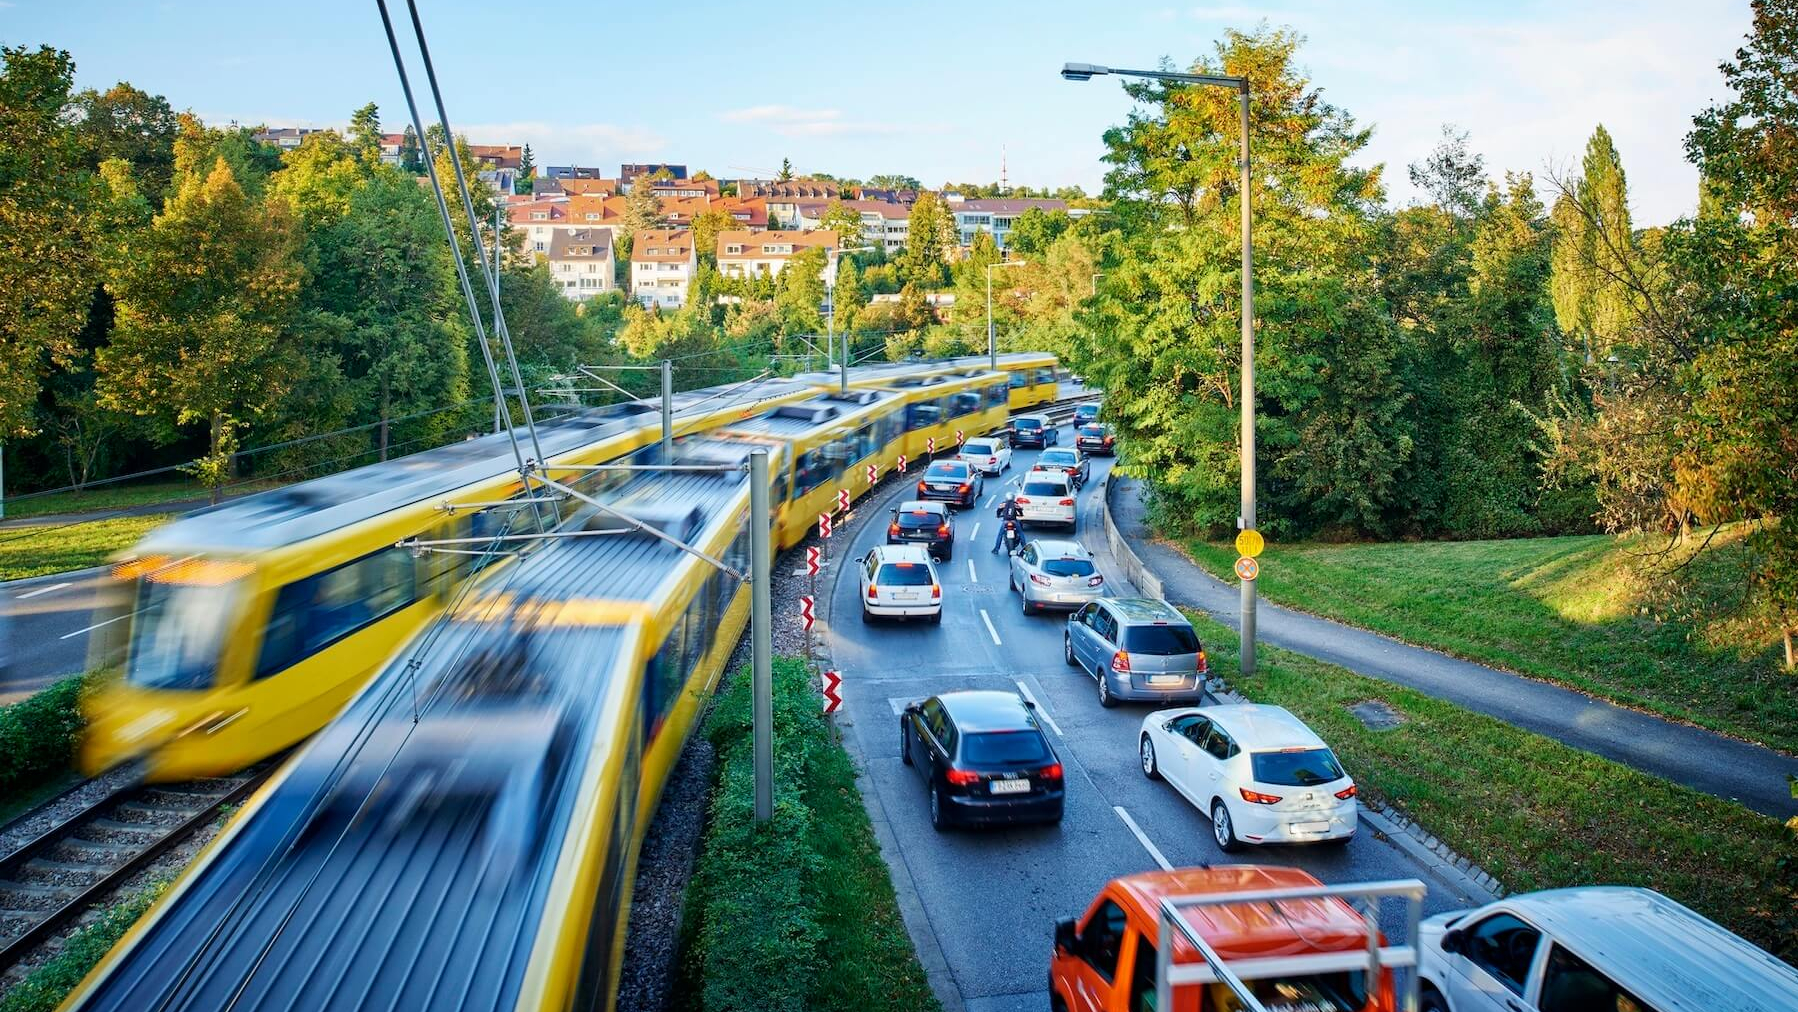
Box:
900 690 1064 830
887 500 955 560
1074 424 1115 456
1009 415 1056 448
1073 403 1100 426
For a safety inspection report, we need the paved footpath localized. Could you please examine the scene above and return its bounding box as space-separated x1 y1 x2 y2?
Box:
1108 475 1798 821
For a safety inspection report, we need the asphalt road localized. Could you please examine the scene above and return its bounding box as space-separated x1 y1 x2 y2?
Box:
0 568 111 700
826 426 1485 1012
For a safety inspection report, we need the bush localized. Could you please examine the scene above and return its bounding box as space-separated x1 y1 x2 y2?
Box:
679 658 937 1012
0 881 167 1012
0 675 87 802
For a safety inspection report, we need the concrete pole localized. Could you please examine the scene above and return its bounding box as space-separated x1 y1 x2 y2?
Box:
660 359 674 459
986 267 996 372
493 203 504 435
1237 82 1258 678
750 448 774 823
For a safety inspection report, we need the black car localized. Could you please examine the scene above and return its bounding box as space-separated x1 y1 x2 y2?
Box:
1074 424 1115 456
1008 415 1057 448
915 459 983 508
900 690 1064 830
1073 403 1100 426
887 500 954 560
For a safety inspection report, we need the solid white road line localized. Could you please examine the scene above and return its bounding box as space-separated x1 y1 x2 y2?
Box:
1013 679 1063 737
982 494 995 508
60 613 127 640
1114 806 1174 872
967 558 977 584
970 521 981 540
16 581 71 600
978 608 1002 646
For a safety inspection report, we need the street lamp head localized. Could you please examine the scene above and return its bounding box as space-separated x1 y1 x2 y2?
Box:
1061 62 1108 82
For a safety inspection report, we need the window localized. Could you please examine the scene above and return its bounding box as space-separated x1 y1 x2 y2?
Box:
586 213 601 220
1463 913 1541 996
254 547 417 679
127 574 248 690
1079 900 1129 982
1119 624 1199 655
1009 370 1028 389
726 244 743 254
984 383 1009 409
1023 479 1066 496
1176 716 1211 746
876 562 934 586
1201 724 1235 760
959 730 1051 765
1035 367 1056 385
1127 938 1158 1012
1539 944 1647 1012
949 391 980 416
1042 558 1095 578
1251 749 1346 787
906 402 943 430
531 211 548 220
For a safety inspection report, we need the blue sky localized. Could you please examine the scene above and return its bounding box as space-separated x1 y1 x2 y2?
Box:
2 1 1752 224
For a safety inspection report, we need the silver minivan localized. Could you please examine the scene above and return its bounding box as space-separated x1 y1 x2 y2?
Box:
1064 598 1208 707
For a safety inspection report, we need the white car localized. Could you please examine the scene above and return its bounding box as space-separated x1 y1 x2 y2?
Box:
957 436 1012 475
858 544 943 624
1015 472 1076 530
1137 703 1356 851
1416 886 1798 1012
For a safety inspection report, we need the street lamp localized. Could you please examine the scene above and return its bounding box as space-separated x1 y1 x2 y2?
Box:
1062 60 1261 676
986 259 1028 372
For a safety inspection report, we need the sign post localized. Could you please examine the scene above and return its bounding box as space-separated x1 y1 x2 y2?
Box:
897 454 908 474
821 670 842 714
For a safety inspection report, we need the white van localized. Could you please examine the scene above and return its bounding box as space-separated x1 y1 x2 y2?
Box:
1418 886 1798 1012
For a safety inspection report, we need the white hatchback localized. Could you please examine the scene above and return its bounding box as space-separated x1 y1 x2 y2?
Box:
957 436 1012 476
1138 703 1357 851
1015 472 1076 530
858 544 943 624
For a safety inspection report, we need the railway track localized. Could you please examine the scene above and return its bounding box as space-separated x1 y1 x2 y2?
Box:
0 761 278 974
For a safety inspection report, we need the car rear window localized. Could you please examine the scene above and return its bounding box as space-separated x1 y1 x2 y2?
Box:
959 730 1051 766
877 563 934 586
1042 558 1095 577
1250 748 1345 787
1040 451 1076 466
964 440 997 454
1079 425 1106 437
896 510 943 530
925 461 967 478
1014 418 1043 430
1120 623 1200 654
1023 480 1066 495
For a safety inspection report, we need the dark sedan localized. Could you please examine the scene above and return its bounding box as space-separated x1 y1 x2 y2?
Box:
1008 415 1057 448
915 459 983 509
887 500 955 560
900 690 1065 830
1074 424 1115 456
1073 402 1100 426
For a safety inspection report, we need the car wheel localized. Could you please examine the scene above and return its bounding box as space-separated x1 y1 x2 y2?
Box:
1097 672 1117 708
940 545 953 561
900 721 913 765
930 783 947 832
1064 634 1078 667
1140 736 1160 780
1051 993 1070 1012
1325 832 1355 848
861 602 873 624
929 608 942 625
1419 985 1450 1012
1021 593 1032 615
1211 799 1243 853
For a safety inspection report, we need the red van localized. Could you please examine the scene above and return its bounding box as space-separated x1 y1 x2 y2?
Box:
1049 865 1424 1012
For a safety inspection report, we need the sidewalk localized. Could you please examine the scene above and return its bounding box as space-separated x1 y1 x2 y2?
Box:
1106 475 1798 821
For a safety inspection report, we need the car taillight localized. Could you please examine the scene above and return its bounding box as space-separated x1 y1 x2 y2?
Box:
889 522 901 536
1039 763 1063 781
1088 575 1104 587
945 769 980 786
1197 649 1209 673
1110 650 1130 673
931 583 941 599
867 584 879 599
1240 788 1283 805
1104 436 1113 444
1017 496 1032 505
917 481 926 493
1058 498 1074 506
1335 784 1358 800
936 524 950 536
958 483 971 493
1029 573 1050 586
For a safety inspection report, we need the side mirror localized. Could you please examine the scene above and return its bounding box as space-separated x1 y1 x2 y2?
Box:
1440 928 1465 955
1054 917 1078 955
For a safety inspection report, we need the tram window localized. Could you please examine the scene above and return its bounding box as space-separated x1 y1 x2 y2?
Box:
984 383 1008 410
1034 367 1055 385
906 402 943 430
950 392 980 417
878 409 904 448
853 423 877 462
1008 370 1027 389
795 449 828 494
254 546 418 679
821 436 851 478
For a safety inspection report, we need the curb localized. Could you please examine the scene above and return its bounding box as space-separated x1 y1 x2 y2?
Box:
1100 478 1505 906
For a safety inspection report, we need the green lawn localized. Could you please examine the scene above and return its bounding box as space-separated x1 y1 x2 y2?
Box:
3 478 283 521
1186 610 1798 963
1184 530 1798 753
0 515 167 582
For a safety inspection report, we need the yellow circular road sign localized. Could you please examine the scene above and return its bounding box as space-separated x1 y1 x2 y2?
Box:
1234 556 1259 581
1235 529 1265 558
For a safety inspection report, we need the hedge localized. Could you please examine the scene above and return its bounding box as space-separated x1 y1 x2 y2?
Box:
677 658 938 1012
0 674 87 803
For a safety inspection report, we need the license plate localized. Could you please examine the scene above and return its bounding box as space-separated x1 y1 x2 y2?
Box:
1148 675 1185 686
989 779 1030 795
930 484 953 492
894 592 917 600
1290 821 1330 834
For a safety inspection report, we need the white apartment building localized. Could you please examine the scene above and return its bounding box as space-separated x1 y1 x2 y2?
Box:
547 228 614 301
948 197 1086 250
716 229 838 281
631 229 697 309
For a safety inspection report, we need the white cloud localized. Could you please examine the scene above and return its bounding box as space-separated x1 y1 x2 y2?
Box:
718 105 909 138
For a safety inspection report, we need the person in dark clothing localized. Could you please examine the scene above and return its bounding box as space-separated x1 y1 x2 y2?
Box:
992 492 1023 554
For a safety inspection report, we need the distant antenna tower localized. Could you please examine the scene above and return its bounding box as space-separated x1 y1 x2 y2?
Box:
1000 145 1008 195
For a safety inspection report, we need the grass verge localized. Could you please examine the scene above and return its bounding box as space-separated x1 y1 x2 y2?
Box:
2 478 284 521
1184 609 1798 962
0 515 165 582
0 880 167 1012
1183 530 1798 752
674 657 939 1012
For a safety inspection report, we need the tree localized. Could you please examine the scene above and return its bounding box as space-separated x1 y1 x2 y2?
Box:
517 143 534 193
1408 124 1486 217
72 82 179 203
868 173 921 191
691 207 735 268
0 45 92 440
692 169 714 182
348 102 382 165
833 256 867 336
778 157 794 182
398 124 423 174
1005 206 1071 258
622 175 664 236
1550 125 1637 361
901 190 955 287
98 156 303 498
776 246 827 337
818 199 866 246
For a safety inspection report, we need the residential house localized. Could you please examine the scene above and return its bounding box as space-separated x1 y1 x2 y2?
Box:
253 126 326 150
560 178 621 197
631 229 697 309
547 228 614 301
714 196 769 231
379 132 406 166
738 179 843 228
854 186 918 205
845 200 910 253
511 195 631 254
468 144 523 196
657 195 712 228
948 198 1085 250
620 163 689 185
545 165 609 179
715 229 838 281
646 177 720 199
